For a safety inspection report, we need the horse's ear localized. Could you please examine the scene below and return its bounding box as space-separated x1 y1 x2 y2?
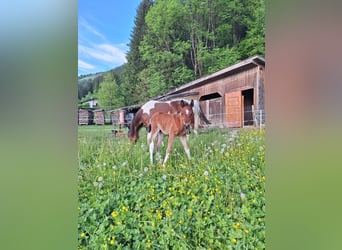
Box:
180 100 185 107
190 99 194 107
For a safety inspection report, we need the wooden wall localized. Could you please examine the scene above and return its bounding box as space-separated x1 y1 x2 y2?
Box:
93 110 105 125
180 65 265 128
78 109 93 125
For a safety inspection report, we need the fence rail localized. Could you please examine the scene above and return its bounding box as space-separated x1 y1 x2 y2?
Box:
79 108 265 129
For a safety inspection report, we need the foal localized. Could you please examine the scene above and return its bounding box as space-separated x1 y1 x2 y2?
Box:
148 100 194 165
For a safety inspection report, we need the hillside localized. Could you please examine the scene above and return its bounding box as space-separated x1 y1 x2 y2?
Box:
78 65 125 100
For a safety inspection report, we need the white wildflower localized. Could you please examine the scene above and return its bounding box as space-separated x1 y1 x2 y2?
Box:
112 165 117 170
122 161 128 167
240 193 246 199
204 171 209 176
144 167 148 172
97 176 103 182
139 173 143 178
162 175 167 180
93 181 99 187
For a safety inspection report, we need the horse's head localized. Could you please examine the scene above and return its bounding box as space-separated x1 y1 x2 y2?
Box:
179 99 194 127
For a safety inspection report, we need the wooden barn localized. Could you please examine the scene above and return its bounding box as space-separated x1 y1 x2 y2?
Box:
109 109 121 126
78 109 94 125
109 104 141 128
156 55 265 128
93 109 105 125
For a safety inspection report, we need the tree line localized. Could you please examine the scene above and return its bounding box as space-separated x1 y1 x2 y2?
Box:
78 0 265 110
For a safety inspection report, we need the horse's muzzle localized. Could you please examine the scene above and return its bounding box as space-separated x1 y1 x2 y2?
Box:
184 124 191 134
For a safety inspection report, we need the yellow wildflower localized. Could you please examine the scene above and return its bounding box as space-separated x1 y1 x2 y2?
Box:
111 211 118 217
80 232 86 238
231 238 237 244
233 222 240 229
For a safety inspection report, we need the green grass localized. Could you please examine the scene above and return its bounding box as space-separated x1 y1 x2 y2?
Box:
78 126 265 249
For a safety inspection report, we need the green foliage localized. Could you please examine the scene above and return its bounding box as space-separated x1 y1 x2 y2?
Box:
123 0 153 104
96 73 124 110
78 127 265 249
79 0 265 106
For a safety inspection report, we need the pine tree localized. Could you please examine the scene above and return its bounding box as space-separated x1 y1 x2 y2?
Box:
122 0 153 104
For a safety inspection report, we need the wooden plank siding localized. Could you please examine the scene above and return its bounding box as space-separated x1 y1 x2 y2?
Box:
78 109 94 125
93 109 105 125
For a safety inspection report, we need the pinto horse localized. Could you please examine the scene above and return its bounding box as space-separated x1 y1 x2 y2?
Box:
148 100 194 165
128 99 210 143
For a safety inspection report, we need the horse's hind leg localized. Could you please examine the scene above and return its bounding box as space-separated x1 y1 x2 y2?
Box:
180 135 191 160
156 132 164 163
163 134 175 165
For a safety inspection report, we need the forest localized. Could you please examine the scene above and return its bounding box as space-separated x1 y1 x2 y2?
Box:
78 0 265 110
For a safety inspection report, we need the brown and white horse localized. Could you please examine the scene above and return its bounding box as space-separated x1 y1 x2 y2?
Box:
148 100 194 165
128 99 210 143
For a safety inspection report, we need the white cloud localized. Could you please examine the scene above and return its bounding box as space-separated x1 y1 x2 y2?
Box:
78 59 95 70
79 17 106 41
78 17 128 73
79 44 127 65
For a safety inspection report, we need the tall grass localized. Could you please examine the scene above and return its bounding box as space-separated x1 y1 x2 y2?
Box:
78 126 265 249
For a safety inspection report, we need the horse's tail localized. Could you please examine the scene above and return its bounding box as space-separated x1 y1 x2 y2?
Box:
192 100 200 133
192 100 211 133
199 104 211 125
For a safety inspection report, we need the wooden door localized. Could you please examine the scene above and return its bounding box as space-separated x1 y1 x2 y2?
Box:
225 91 243 128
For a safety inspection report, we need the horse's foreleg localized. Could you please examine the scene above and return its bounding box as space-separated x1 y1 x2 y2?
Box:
180 135 191 159
149 139 154 166
163 134 175 165
149 129 159 166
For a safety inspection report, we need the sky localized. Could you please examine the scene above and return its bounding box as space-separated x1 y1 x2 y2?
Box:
78 0 142 76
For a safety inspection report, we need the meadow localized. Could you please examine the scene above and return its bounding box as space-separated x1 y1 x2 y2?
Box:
78 125 265 249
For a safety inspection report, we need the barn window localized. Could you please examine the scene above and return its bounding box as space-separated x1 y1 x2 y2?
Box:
199 92 222 101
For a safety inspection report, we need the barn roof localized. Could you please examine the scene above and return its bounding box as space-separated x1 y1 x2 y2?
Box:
156 55 265 99
108 103 142 113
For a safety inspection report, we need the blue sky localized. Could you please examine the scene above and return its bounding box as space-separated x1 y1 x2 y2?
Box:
78 0 142 76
